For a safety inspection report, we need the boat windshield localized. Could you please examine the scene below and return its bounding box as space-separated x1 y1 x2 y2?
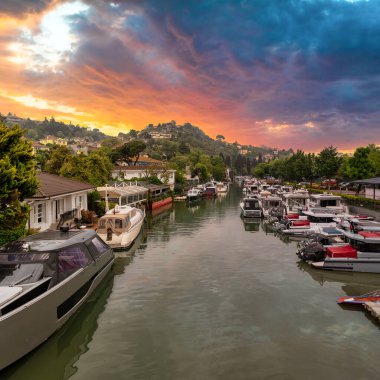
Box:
0 252 49 286
347 239 380 253
320 199 338 207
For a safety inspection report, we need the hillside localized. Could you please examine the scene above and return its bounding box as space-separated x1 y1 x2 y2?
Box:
2 113 108 142
136 121 293 161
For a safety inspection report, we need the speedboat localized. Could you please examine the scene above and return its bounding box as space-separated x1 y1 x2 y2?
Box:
240 197 262 218
273 208 337 237
309 230 380 273
0 229 114 370
334 215 379 232
97 204 145 249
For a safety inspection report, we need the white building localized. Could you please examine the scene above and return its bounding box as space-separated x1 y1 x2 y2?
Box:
25 172 95 231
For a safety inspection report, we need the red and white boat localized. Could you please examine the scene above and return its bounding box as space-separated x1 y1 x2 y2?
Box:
273 209 336 237
337 289 380 305
311 230 380 273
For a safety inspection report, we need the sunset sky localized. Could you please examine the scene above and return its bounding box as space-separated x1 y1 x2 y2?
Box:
0 0 379 151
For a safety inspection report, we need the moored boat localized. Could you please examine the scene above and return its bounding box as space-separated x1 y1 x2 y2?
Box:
309 230 380 273
186 188 202 202
337 289 380 305
240 197 262 218
0 229 114 370
97 204 145 249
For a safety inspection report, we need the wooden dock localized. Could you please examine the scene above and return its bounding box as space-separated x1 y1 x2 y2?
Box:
364 302 380 322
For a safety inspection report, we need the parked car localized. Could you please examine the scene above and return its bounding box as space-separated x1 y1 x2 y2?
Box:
321 179 337 189
338 181 351 189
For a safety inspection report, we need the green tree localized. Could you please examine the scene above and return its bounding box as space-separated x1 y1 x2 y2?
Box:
45 145 73 174
315 146 342 190
367 144 380 176
0 123 37 243
347 147 376 180
253 162 269 178
114 140 147 165
60 151 113 186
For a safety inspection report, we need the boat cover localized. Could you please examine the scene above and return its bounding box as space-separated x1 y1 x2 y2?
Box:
358 231 380 239
0 286 23 307
326 245 357 258
291 220 310 227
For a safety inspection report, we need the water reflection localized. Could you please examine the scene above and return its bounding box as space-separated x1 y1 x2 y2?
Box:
2 272 115 380
241 217 261 232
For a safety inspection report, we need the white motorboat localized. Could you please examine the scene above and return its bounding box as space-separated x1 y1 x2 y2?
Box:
282 190 310 214
310 230 380 273
273 209 337 236
309 193 347 213
259 193 283 218
0 229 114 370
186 188 203 201
97 205 145 249
240 197 262 218
216 182 228 193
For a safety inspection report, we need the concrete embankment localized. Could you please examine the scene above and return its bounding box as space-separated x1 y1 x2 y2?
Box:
348 205 380 222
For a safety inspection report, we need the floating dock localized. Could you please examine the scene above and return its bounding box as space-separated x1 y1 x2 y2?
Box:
364 302 380 322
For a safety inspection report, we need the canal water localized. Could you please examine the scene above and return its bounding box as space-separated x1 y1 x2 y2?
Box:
3 185 380 379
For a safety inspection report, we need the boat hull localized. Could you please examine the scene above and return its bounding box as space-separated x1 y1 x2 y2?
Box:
312 258 380 273
0 253 114 370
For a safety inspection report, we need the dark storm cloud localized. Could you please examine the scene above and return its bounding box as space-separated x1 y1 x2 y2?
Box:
0 0 53 16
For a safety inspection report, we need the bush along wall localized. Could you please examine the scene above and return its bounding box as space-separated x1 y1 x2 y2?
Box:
0 225 26 246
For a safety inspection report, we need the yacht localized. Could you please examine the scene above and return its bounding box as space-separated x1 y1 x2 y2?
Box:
97 205 145 249
0 229 114 370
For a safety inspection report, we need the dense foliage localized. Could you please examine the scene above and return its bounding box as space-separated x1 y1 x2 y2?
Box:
0 123 37 242
44 146 113 186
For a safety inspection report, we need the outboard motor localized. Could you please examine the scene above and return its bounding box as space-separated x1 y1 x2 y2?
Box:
297 241 325 262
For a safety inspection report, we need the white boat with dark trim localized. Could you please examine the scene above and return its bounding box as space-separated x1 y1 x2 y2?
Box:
259 193 283 218
97 205 145 249
216 182 229 194
310 230 380 273
186 188 203 202
282 190 310 214
240 197 262 218
273 209 337 236
309 193 347 213
0 229 114 370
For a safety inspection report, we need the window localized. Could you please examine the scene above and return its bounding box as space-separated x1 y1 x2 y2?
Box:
34 204 45 224
75 195 83 209
89 236 109 259
114 219 123 229
58 245 91 281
